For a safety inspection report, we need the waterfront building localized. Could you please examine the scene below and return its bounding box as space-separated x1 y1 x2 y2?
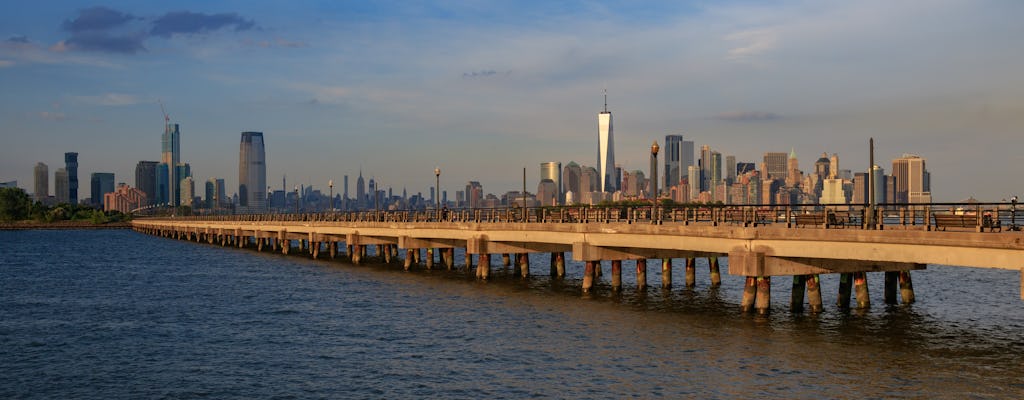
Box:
104 183 146 213
90 173 115 208
597 91 616 193
65 152 78 204
161 123 180 206
180 176 195 207
699 145 711 192
238 131 267 212
135 161 158 206
687 165 700 200
725 155 736 184
540 161 563 204
33 162 48 202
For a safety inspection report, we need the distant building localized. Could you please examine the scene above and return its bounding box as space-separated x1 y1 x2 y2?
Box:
540 161 562 204
135 161 158 206
65 152 78 204
55 168 68 204
537 179 557 206
892 154 930 203
104 183 147 213
763 152 788 181
725 155 736 184
180 176 195 207
562 161 581 199
90 173 115 208
0 181 15 188
238 131 267 212
34 162 48 202
664 134 683 190
161 123 180 206
598 92 616 192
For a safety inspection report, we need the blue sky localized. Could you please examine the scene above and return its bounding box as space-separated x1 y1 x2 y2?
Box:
2 0 1022 201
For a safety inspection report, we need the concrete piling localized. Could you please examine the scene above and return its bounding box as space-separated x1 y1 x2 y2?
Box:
741 276 757 313
503 254 511 267
555 252 565 278
426 248 435 270
899 271 916 304
312 241 320 259
709 257 721 288
582 261 595 294
477 254 490 280
352 245 363 265
330 242 337 259
549 253 558 277
685 258 696 287
611 260 622 292
636 259 647 290
445 248 454 270
884 271 898 305
806 275 823 313
854 272 870 308
837 273 853 309
755 276 771 315
790 275 806 312
661 258 672 289
404 248 414 271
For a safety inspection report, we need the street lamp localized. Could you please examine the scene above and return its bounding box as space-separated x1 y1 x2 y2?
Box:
650 140 660 224
1011 196 1019 231
329 180 334 211
294 185 299 214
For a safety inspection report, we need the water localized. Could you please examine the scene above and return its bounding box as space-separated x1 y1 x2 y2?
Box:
2 230 1023 399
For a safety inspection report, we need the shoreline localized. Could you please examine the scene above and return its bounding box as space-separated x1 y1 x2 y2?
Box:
0 221 132 231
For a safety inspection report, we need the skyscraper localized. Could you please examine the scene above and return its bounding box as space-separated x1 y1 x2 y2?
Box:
540 161 562 205
238 131 267 211
216 178 226 208
892 154 931 203
356 170 365 209
562 161 581 200
725 155 736 184
699 145 711 192
664 134 683 190
90 173 115 208
33 162 48 202
135 161 158 206
64 152 78 204
597 91 616 193
205 178 216 209
55 168 68 204
763 152 788 181
161 123 180 206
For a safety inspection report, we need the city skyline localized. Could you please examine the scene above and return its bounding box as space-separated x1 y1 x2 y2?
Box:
2 1 1023 201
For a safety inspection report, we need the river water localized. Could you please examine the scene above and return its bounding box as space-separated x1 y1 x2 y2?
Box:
2 229 1022 399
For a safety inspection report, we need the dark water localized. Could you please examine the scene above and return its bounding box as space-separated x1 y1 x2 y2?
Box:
2 230 1023 399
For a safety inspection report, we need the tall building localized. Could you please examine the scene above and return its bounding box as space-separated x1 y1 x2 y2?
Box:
664 134 682 190
540 161 562 204
562 161 581 200
64 152 78 204
180 176 195 207
135 161 158 206
90 173 115 208
597 91 616 192
104 183 147 213
725 155 736 184
699 145 711 192
161 123 180 206
687 165 700 200
238 131 267 211
33 162 48 202
763 152 788 181
892 154 931 203
786 149 800 187
356 170 365 209
205 178 216 209
55 168 68 203
537 179 557 206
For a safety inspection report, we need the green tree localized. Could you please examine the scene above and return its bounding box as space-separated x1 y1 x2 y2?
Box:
0 187 32 222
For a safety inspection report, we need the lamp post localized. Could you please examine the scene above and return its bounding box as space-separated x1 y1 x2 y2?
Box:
650 140 660 223
328 180 334 211
294 185 299 214
434 167 441 210
1012 196 1019 231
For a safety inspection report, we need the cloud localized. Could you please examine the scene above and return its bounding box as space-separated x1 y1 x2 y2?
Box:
244 38 307 49
62 6 137 33
150 11 256 38
725 28 777 61
462 69 511 78
7 35 29 44
60 32 147 54
713 111 781 121
38 111 68 121
0 60 13 67
71 93 146 106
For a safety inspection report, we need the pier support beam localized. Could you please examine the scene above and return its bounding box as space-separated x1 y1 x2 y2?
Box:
741 277 757 313
854 272 870 309
611 260 622 292
837 273 853 309
899 271 916 304
503 254 511 267
426 248 435 270
685 258 696 287
709 257 722 288
661 259 672 289
582 261 595 293
790 275 806 312
755 276 771 315
636 259 647 290
352 245 363 265
404 249 414 271
555 252 565 278
476 254 490 280
884 271 898 305
445 248 454 270
550 253 558 277
518 253 529 278
807 275 823 313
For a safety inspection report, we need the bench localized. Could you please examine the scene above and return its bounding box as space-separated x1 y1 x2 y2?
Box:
794 213 826 228
933 213 1001 232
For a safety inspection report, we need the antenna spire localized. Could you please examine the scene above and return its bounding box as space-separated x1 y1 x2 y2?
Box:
603 88 608 112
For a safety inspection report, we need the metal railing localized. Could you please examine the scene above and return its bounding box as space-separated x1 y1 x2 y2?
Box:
137 202 1022 232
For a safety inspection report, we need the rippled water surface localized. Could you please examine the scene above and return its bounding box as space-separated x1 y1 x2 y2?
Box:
2 229 1023 398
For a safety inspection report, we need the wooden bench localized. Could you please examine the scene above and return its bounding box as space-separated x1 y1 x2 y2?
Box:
933 213 1001 232
794 213 826 228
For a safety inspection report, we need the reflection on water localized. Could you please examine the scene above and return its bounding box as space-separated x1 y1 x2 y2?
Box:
1 230 1022 398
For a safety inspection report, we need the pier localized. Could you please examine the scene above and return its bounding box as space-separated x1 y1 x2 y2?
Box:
132 203 1024 313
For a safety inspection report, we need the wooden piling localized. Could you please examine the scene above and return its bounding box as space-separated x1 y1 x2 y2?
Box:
478 253 490 280
555 252 565 278
426 248 435 270
837 273 852 309
661 258 672 289
806 275 823 313
854 272 870 308
611 260 622 292
741 276 757 313
755 276 771 315
899 271 915 304
709 257 721 287
636 259 647 290
685 258 696 287
503 254 511 267
582 261 595 293
404 248 414 271
790 275 806 312
518 253 529 278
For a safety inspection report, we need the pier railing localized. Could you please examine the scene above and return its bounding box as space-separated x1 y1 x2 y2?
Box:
141 202 1021 232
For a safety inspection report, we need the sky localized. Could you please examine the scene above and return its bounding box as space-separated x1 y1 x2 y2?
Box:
1 0 1022 202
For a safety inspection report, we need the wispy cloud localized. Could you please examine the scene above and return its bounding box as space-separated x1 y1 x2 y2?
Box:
62 6 137 33
70 93 147 106
38 111 68 121
713 111 781 122
243 38 307 49
150 11 256 38
462 69 511 78
725 28 777 61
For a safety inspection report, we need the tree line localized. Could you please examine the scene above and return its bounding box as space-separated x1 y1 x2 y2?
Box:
0 187 130 224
